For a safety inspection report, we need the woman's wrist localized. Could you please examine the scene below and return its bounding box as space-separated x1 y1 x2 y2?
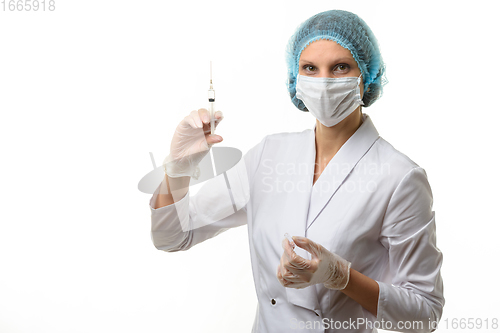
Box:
340 268 379 317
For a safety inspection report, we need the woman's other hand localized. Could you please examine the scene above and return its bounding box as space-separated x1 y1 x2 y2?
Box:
276 236 351 290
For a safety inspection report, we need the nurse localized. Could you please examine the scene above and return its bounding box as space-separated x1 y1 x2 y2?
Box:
150 9 444 333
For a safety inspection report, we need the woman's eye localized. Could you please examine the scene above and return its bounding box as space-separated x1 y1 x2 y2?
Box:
334 64 350 72
303 65 316 72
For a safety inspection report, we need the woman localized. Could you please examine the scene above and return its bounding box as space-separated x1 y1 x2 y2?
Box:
150 10 444 333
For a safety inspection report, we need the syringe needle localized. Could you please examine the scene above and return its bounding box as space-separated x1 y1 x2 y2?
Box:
208 60 215 135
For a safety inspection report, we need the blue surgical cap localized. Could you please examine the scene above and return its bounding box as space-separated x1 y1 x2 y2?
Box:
286 10 387 110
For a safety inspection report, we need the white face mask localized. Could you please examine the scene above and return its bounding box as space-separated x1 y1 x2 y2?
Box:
295 74 364 127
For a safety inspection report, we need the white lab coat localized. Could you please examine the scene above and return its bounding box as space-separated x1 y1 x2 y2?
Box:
149 114 444 333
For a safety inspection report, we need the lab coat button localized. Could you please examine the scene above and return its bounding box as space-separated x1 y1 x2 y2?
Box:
271 298 276 305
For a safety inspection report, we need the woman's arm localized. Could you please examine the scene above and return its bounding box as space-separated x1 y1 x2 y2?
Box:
150 161 248 252
376 167 444 332
153 174 190 209
341 268 379 317
150 135 269 252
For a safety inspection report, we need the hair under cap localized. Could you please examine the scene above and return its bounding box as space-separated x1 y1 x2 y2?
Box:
286 10 387 111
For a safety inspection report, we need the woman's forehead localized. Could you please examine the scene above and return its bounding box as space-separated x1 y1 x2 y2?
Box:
299 39 354 62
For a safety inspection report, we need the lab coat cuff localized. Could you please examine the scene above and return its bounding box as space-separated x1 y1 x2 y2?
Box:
375 281 439 333
375 280 388 324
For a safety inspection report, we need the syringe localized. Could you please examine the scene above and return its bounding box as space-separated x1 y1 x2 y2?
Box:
208 61 216 135
284 233 296 251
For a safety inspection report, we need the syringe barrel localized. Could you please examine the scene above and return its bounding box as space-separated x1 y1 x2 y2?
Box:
208 101 215 135
284 233 296 250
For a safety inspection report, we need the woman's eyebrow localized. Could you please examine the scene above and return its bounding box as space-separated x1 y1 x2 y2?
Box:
299 57 354 63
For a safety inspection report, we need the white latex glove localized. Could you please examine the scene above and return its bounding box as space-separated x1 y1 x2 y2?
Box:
163 109 224 179
276 235 351 290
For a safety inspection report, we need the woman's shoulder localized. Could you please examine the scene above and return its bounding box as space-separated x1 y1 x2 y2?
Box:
255 129 313 161
244 128 311 167
246 128 310 155
264 127 312 142
368 136 426 182
375 137 419 165
258 128 312 153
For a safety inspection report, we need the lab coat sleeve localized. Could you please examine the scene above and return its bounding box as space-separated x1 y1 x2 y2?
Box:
377 167 444 333
149 136 267 252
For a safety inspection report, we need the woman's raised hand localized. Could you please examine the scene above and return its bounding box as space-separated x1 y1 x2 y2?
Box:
163 109 224 179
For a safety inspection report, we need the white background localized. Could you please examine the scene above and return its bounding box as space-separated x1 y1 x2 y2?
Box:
1 0 499 332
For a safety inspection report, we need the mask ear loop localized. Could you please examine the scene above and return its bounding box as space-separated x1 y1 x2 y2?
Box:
357 72 365 106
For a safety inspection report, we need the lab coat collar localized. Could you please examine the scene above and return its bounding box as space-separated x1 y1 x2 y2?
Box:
284 113 379 312
307 114 379 229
